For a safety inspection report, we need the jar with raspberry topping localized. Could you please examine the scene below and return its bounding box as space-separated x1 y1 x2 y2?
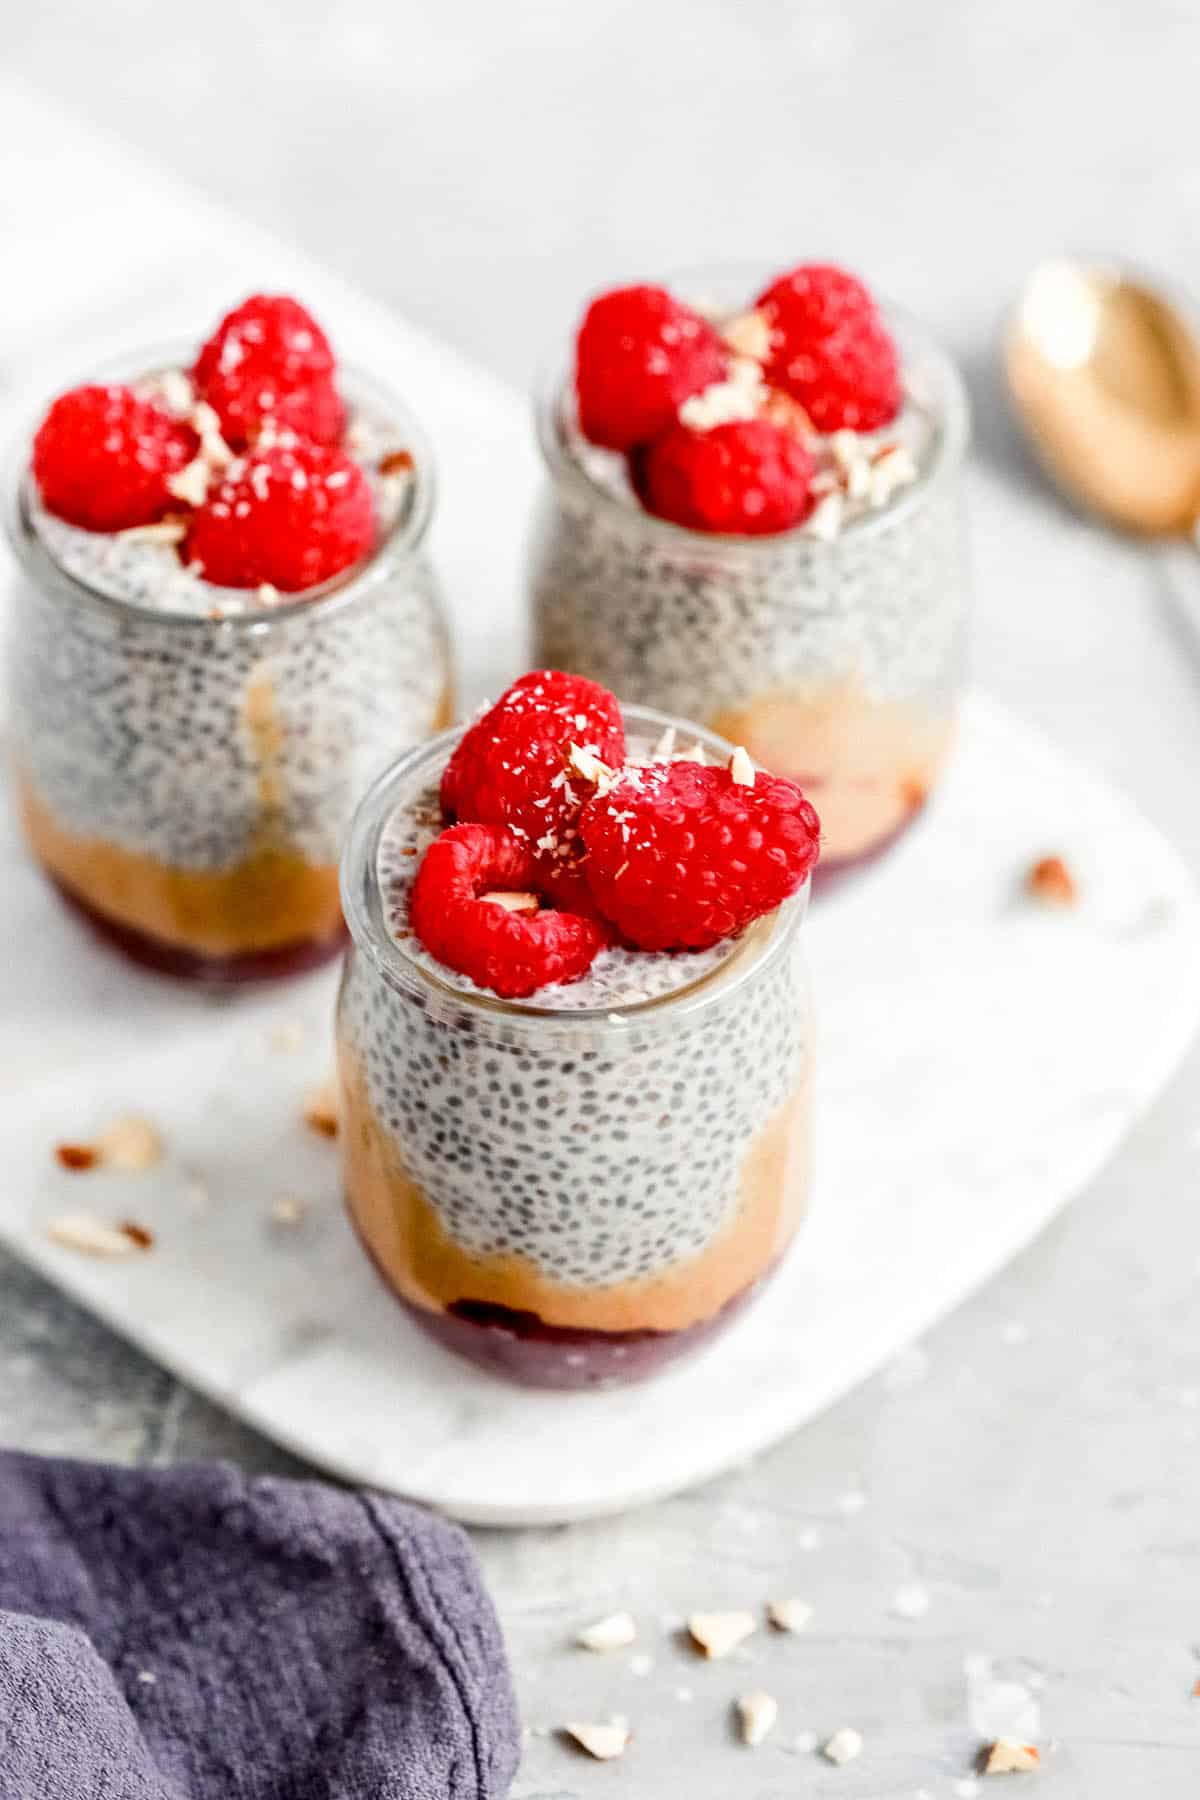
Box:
528 265 971 880
336 705 814 1391
3 323 453 983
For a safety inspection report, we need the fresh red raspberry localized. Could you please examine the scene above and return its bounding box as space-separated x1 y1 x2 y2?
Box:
32 385 198 532
575 285 728 450
183 441 374 591
441 671 625 866
192 294 345 447
410 822 607 998
634 418 815 536
580 759 820 950
755 264 901 432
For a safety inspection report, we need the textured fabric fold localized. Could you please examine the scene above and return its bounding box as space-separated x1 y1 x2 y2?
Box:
0 1452 519 1800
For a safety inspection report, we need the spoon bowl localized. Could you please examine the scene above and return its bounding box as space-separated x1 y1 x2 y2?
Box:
1006 258 1200 534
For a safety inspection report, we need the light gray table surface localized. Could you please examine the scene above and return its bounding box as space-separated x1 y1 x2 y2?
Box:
5 4 1200 1794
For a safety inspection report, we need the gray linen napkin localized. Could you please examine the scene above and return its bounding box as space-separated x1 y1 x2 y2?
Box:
0 1451 519 1800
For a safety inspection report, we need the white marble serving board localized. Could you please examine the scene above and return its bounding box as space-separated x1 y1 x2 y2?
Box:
1 88 1199 1525
1 695 1197 1525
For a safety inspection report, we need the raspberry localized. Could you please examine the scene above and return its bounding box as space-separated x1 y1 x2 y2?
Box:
32 385 198 532
183 441 374 591
755 264 901 432
575 285 727 450
410 822 607 998
441 671 625 865
580 759 820 950
192 295 345 447
634 418 815 536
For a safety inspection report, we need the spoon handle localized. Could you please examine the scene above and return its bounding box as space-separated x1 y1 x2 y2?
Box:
1157 539 1200 669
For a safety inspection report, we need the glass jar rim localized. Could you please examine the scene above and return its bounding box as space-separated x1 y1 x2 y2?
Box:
534 289 970 553
340 701 810 1035
2 341 437 634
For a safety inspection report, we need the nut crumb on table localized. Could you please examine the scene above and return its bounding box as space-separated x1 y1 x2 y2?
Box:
1025 854 1077 905
686 1610 757 1658
46 1213 152 1258
563 1720 630 1760
53 1115 163 1173
982 1737 1041 1774
736 1690 778 1746
303 1077 340 1138
575 1611 637 1653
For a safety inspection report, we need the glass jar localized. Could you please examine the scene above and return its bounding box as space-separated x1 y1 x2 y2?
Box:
528 282 971 879
336 706 813 1391
4 350 453 983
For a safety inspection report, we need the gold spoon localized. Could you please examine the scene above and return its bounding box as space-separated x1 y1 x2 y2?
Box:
1006 258 1200 535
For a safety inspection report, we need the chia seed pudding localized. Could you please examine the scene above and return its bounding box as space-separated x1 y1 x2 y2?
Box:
529 268 971 877
336 708 813 1390
4 343 453 983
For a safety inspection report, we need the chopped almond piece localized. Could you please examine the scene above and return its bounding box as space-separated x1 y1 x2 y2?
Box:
767 1597 812 1633
97 1115 163 1172
47 1213 147 1258
687 1610 756 1659
564 1721 630 1761
567 743 615 789
722 310 772 362
115 519 188 545
166 456 212 508
55 1144 98 1172
736 1691 778 1747
728 746 756 787
576 1611 637 1653
982 1738 1040 1774
804 492 844 542
761 388 812 437
304 1077 340 1139
1026 855 1077 905
379 448 415 476
480 891 540 913
189 400 234 468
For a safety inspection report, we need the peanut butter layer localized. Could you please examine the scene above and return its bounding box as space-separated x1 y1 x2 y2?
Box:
18 775 344 958
341 1053 811 1335
711 681 954 864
